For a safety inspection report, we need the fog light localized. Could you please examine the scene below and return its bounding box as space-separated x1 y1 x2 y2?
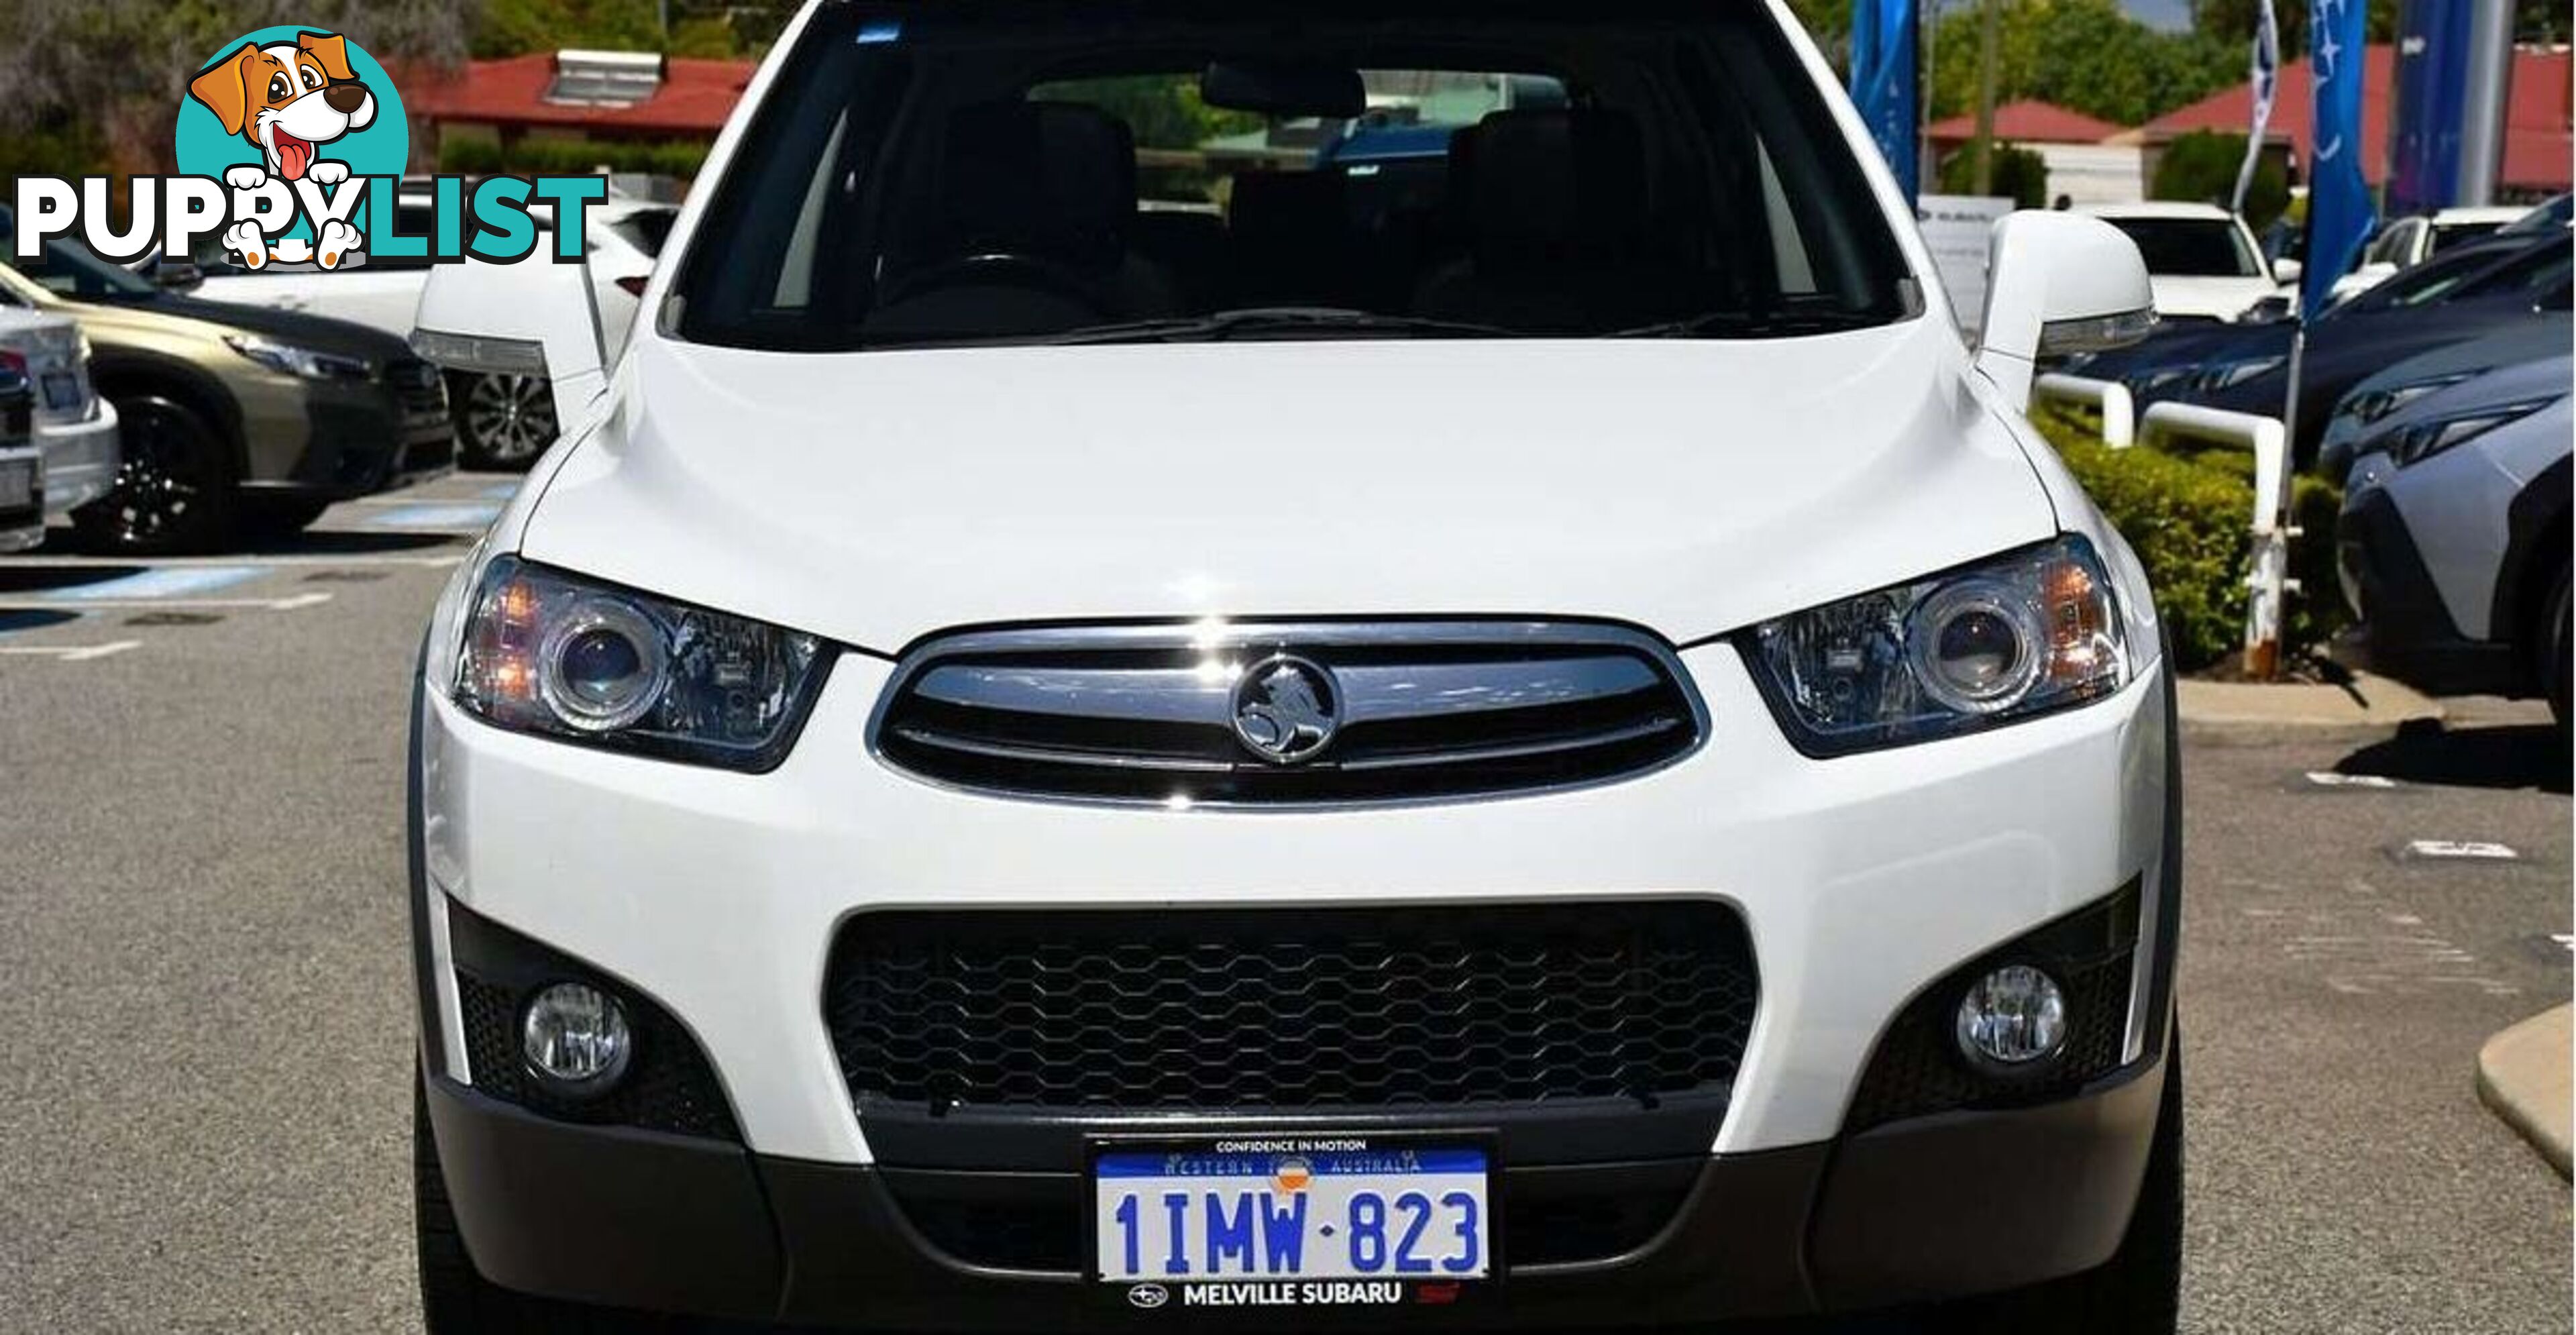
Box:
521 981 632 1095
1954 965 2067 1069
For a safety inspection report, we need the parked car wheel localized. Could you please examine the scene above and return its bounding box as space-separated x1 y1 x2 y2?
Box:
1932 1045 2184 1334
72 394 235 554
2544 564 2569 736
415 1077 668 1334
453 372 557 472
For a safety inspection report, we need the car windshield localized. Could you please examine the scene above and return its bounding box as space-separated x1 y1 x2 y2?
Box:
2337 237 2571 318
672 0 1915 351
2498 194 2572 234
2099 218 2261 278
2430 219 2506 253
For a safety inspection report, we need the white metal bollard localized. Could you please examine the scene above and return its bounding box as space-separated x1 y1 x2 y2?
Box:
2031 374 2137 449
2137 401 2296 679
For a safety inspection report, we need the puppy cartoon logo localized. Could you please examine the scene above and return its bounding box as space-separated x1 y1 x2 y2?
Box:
185 30 381 269
12 28 600 275
1272 1158 1313 1194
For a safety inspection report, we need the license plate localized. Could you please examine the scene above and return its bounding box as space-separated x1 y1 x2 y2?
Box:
39 371 79 411
0 460 32 510
1093 1138 1491 1291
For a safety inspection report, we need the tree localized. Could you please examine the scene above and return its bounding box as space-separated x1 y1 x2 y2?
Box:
1782 0 1854 71
2188 0 2399 51
472 0 790 59
0 0 472 176
1927 0 2245 128
2151 129 2290 227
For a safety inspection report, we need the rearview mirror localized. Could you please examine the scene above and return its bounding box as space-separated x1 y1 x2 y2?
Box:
1974 211 2156 406
2270 256 2303 286
411 255 606 439
1202 60 1366 119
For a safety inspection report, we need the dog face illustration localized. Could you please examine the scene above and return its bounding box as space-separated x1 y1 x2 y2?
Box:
188 32 376 183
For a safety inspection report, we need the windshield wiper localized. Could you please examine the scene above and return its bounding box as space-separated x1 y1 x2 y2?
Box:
1040 307 1520 345
1607 309 1881 339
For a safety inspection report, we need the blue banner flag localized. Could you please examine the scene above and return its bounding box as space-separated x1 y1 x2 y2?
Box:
2232 0 2279 213
2389 0 2474 214
1849 0 1921 199
2302 0 2377 315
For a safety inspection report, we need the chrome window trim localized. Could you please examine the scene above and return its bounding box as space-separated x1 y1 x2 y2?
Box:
864 619 1711 811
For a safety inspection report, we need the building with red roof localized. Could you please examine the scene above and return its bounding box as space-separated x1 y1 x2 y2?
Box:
1925 99 2129 148
401 50 757 155
2143 44 2572 197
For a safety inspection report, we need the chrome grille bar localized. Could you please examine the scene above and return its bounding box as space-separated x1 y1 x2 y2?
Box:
869 620 1707 807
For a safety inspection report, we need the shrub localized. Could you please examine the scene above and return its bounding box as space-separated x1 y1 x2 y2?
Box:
437 136 709 181
2151 129 2288 231
2033 411 2342 671
1937 141 2048 209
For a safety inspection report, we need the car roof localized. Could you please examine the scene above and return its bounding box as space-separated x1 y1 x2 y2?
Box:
2078 202 2240 222
2430 206 2527 226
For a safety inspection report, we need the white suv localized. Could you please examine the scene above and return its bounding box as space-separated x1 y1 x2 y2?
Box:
406 3 2183 1332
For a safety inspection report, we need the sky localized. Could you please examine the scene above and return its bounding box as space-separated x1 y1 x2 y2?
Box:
2123 0 2195 31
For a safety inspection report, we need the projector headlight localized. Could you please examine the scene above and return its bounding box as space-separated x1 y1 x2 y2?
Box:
450 555 833 771
1741 536 2129 756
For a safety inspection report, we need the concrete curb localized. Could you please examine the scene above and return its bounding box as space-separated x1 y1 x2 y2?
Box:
2176 671 2445 732
2476 1004 2573 1180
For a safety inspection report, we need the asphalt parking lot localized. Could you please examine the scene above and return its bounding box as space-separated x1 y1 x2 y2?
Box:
0 473 2567 1333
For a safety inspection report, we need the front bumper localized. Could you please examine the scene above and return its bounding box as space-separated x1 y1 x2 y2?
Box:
425 1049 2168 1328
413 636 2178 1324
35 400 118 517
239 371 452 500
2334 486 2518 697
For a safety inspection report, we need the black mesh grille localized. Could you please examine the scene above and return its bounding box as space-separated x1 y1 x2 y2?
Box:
824 902 1757 1113
1843 886 2141 1132
386 358 449 427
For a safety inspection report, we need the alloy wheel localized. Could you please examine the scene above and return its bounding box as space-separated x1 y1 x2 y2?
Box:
463 374 557 466
88 400 223 549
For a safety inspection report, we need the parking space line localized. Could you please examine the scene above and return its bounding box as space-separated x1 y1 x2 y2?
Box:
0 640 140 661
43 566 264 600
347 484 522 505
0 592 331 612
3 553 466 569
362 503 502 531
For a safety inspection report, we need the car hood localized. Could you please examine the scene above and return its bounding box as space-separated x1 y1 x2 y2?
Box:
2148 275 2277 320
520 328 2060 652
80 292 413 364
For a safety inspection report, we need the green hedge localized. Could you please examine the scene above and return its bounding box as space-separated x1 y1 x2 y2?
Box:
439 137 710 180
2035 411 2342 671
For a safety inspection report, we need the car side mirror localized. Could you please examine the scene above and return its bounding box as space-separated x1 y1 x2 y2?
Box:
410 255 606 435
1974 211 2156 407
152 258 205 292
2271 256 2303 286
